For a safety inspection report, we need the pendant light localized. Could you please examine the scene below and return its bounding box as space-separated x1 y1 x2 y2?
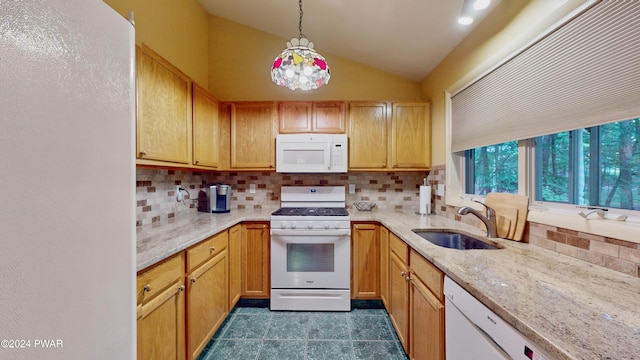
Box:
271 0 330 91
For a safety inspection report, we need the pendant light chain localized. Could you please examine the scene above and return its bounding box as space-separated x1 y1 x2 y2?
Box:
298 0 305 40
271 0 330 90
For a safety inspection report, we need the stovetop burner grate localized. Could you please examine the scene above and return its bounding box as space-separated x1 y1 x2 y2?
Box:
271 207 349 217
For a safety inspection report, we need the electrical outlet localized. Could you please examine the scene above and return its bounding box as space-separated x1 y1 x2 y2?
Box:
250 184 256 194
348 184 356 194
176 186 183 202
437 184 445 196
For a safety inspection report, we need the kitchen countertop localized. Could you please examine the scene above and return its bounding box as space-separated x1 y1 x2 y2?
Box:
137 208 640 360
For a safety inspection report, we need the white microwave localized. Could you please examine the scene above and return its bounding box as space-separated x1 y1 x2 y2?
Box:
276 134 348 173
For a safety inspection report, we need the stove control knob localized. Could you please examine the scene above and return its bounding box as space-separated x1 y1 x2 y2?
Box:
324 222 330 229
307 222 313 229
280 222 287 229
291 223 297 229
333 223 340 229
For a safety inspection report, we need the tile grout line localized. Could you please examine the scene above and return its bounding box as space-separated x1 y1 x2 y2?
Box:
254 311 274 360
348 312 356 360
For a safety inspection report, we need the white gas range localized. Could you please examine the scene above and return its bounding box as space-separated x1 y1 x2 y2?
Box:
270 186 351 311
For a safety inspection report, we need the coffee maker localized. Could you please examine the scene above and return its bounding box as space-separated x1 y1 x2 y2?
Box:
198 184 231 213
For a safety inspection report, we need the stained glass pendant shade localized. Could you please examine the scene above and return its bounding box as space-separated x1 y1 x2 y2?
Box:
271 0 330 91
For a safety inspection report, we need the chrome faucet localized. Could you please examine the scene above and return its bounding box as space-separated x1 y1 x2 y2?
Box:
457 201 498 238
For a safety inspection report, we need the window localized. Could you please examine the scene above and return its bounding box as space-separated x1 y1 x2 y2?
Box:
535 118 640 210
465 141 518 195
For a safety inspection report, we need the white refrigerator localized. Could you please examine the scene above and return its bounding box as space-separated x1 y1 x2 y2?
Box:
0 1 135 359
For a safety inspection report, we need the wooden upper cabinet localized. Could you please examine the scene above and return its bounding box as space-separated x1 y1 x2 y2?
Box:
348 102 389 169
391 102 431 169
230 102 277 169
136 44 192 164
279 102 312 133
279 101 346 133
192 83 219 168
312 102 346 133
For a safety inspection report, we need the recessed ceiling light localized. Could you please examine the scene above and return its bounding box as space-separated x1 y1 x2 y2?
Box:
473 0 491 10
458 16 474 25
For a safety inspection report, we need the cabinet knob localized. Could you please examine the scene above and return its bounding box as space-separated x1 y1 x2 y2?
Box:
195 160 200 164
139 151 147 156
400 271 407 277
143 284 151 292
178 285 185 292
190 277 197 283
210 246 215 252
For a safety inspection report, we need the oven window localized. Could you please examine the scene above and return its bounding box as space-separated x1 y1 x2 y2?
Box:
287 243 334 272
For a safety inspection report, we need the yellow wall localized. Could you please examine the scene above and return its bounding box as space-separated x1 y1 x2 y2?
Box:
208 16 422 102
421 0 587 165
104 0 209 86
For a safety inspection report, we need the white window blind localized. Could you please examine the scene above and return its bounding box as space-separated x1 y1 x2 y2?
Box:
451 0 640 152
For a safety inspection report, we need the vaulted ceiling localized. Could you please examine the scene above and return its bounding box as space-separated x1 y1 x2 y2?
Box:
199 0 501 82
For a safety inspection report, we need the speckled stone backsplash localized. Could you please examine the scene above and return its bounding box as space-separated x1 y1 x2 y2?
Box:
136 167 429 226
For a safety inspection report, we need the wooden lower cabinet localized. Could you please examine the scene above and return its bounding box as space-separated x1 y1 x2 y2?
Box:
351 223 380 299
137 253 186 360
385 233 445 360
409 275 444 360
389 251 410 352
228 224 242 309
409 249 445 360
379 226 390 308
186 250 228 360
137 280 186 360
241 222 270 298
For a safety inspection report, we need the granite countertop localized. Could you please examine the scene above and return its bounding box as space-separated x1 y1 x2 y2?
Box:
137 208 640 360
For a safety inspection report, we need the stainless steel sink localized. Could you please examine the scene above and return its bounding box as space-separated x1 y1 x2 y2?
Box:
412 229 501 250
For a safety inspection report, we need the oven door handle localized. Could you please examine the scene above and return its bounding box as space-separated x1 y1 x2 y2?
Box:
270 229 351 237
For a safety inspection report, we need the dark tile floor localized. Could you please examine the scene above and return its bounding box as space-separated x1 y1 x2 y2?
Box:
197 307 409 360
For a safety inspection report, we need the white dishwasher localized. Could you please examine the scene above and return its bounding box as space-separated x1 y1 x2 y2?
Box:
444 276 553 360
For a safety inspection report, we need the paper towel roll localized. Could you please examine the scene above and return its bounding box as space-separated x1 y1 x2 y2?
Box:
419 186 431 215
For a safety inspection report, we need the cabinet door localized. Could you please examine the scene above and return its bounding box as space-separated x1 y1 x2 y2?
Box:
351 223 380 299
228 224 242 309
391 102 431 169
279 102 312 133
389 252 410 353
192 83 219 168
313 101 346 133
410 276 445 360
348 102 389 169
137 280 186 360
136 45 191 164
187 251 228 360
379 226 390 309
231 102 277 169
241 222 270 298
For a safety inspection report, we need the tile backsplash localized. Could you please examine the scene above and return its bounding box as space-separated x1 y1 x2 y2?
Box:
136 167 430 226
136 165 639 278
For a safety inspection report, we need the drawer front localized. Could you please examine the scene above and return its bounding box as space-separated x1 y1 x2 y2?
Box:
137 252 185 304
389 233 408 263
187 230 229 272
410 249 443 301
